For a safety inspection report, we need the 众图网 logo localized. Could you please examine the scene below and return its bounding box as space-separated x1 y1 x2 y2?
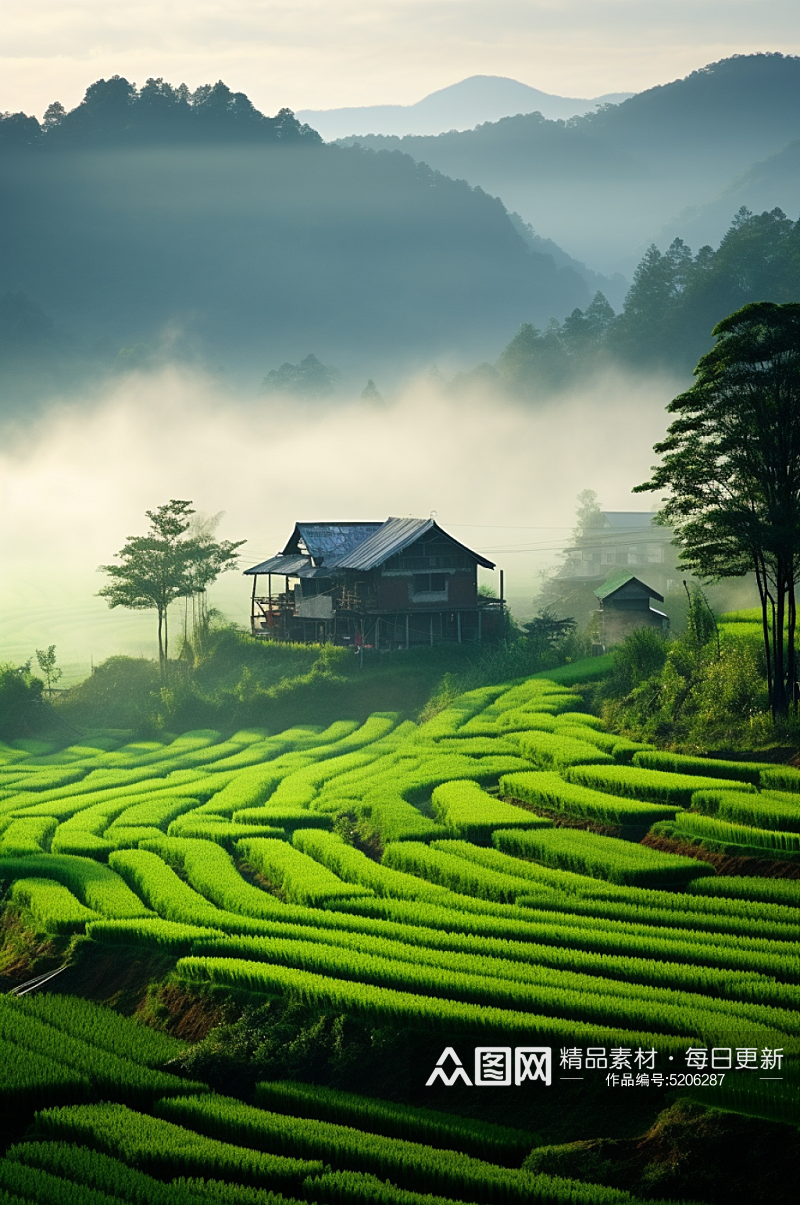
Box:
425 1046 552 1087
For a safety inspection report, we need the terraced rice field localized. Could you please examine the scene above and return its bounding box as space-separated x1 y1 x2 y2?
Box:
1 670 798 1204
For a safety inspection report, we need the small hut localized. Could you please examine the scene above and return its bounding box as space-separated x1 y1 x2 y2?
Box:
244 517 503 648
594 570 669 648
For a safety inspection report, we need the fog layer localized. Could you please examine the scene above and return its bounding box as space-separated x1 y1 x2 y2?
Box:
0 367 679 680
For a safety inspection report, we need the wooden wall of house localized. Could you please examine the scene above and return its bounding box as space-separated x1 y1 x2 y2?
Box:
377 568 477 610
602 604 669 647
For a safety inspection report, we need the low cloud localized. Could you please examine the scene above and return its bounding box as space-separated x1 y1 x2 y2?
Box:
0 364 679 676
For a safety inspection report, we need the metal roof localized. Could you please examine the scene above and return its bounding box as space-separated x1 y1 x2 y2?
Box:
243 554 312 577
331 517 496 571
328 517 433 570
284 522 383 561
249 518 496 576
594 571 664 602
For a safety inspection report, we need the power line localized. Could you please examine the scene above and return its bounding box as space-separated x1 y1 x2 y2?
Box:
480 532 673 554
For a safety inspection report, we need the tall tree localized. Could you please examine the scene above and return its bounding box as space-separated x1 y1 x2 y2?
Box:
571 488 602 546
183 510 245 650
98 500 244 678
635 301 800 717
35 645 62 697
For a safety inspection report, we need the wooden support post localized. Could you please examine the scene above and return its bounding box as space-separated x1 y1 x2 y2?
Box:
251 573 258 634
405 614 409 649
478 608 482 642
375 617 380 651
457 611 462 643
429 614 434 646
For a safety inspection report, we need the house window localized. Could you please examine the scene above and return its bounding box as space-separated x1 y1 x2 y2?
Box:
413 573 447 594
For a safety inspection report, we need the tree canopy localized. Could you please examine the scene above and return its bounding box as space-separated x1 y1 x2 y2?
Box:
98 500 244 676
635 301 800 717
0 76 321 149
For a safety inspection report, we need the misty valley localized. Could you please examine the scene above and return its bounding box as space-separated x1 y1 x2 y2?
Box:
2 54 800 414
1 48 800 1205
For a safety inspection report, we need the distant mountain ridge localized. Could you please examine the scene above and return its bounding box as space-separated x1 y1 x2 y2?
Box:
297 75 634 140
0 74 597 413
335 54 800 273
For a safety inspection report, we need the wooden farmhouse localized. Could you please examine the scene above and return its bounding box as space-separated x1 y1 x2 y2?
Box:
244 518 504 648
595 570 670 648
560 512 677 596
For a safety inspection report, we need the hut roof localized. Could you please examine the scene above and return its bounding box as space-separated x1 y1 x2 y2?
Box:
594 570 665 602
243 554 311 577
330 517 495 571
284 522 383 562
245 519 495 576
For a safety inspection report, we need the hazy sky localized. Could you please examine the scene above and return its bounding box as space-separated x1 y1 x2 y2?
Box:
4 1 799 120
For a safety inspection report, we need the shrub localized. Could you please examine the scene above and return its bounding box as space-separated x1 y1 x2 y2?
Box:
600 629 668 699
0 663 45 739
603 627 772 749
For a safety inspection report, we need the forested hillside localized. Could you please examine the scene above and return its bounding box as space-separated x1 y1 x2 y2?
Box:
655 139 800 251
339 54 800 272
488 207 800 395
0 77 590 413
